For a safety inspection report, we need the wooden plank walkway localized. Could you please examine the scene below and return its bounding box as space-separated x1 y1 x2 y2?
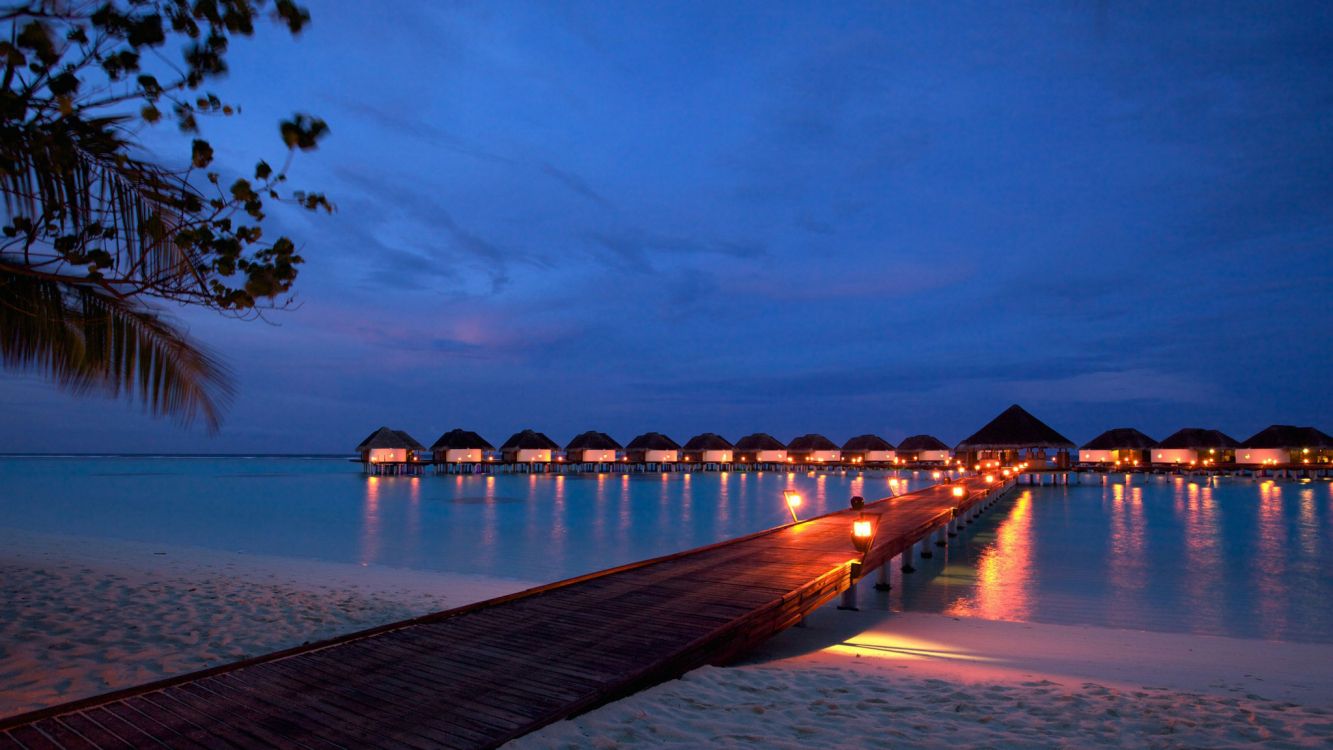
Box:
0 476 1018 750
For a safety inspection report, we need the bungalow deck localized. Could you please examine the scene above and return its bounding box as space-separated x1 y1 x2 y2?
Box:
0 476 1015 750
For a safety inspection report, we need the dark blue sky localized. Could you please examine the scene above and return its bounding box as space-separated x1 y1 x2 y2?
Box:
2 0 1330 452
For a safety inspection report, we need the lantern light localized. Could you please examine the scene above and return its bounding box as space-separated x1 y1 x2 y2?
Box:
851 516 875 554
984 474 995 484
951 485 966 499
784 491 802 523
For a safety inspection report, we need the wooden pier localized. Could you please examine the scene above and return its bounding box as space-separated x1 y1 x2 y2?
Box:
0 476 1017 750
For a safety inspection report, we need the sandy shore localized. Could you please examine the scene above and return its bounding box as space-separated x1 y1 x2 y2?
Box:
511 605 1333 749
0 527 531 718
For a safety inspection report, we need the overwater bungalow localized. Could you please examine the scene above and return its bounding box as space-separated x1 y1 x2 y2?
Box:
1078 428 1157 467
895 435 951 464
357 426 425 465
787 434 840 464
841 434 896 465
955 404 1076 468
430 428 494 463
682 433 735 464
1152 428 1240 466
500 429 560 463
565 431 623 463
733 433 788 463
1236 425 1333 466
626 432 681 464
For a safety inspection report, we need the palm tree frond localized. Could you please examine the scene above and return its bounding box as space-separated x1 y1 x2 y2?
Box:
0 271 233 430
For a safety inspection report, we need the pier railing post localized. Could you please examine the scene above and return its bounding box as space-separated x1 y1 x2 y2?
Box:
901 546 916 574
874 562 891 591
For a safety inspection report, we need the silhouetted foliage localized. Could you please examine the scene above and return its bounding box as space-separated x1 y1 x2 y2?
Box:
0 0 331 430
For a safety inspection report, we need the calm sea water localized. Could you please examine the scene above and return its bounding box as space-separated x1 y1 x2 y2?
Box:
1 457 1330 643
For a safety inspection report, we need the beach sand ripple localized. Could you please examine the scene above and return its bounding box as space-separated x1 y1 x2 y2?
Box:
0 528 529 718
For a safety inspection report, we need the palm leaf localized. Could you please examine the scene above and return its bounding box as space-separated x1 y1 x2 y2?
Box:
0 115 207 295
0 271 233 430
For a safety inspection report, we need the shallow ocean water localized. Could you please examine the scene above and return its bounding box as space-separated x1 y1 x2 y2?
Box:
1 457 1330 642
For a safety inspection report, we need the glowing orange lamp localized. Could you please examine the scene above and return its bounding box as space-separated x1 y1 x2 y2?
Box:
851 516 875 554
784 491 802 523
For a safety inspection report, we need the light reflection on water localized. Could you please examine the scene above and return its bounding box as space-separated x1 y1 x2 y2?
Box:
887 477 1333 644
4 457 1332 643
0 457 931 582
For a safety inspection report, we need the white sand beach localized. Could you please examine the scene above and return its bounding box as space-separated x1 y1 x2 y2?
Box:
0 526 531 718
510 605 1333 749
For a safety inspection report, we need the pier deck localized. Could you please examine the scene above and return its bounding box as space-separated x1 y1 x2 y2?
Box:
0 476 1016 750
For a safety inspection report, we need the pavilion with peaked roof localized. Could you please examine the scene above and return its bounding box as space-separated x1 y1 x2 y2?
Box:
626 432 681 464
565 431 623 463
430 428 494 464
1078 428 1158 467
733 433 787 464
357 426 425 466
895 435 951 464
1236 425 1332 466
787 434 840 463
954 404 1076 468
841 434 895 465
682 433 734 464
1153 428 1240 466
500 429 560 463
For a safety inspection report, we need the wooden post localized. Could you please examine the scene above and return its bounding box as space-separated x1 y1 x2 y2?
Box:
838 582 859 611
874 562 891 591
901 547 916 574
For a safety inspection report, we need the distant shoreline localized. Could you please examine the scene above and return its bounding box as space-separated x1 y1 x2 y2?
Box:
0 453 352 459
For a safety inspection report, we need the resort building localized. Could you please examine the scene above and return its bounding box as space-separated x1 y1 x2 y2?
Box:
1236 425 1333 466
430 428 494 463
895 435 951 464
954 404 1076 468
682 433 735 464
626 432 682 464
565 431 623 463
787 434 841 464
840 434 896 465
356 426 425 464
1078 428 1158 467
500 429 560 463
1152 428 1240 466
733 433 788 463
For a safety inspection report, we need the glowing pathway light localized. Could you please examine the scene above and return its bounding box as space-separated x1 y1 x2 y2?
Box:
784 490 802 523
852 516 875 554
951 485 966 500
984 474 995 484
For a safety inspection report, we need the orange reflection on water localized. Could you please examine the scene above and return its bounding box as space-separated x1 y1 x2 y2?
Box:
359 476 382 566
1255 481 1288 638
946 490 1034 621
1179 480 1226 635
1108 482 1146 612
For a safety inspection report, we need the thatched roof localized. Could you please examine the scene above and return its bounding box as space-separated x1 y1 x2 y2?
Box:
1157 428 1240 450
734 433 786 451
627 432 681 451
897 434 949 452
955 405 1074 450
787 433 838 452
430 428 494 451
357 426 424 451
565 431 623 451
1239 425 1333 449
1081 428 1157 451
841 434 894 452
684 433 734 451
500 429 560 451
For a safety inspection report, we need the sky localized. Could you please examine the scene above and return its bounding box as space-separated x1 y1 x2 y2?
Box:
2 0 1331 453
